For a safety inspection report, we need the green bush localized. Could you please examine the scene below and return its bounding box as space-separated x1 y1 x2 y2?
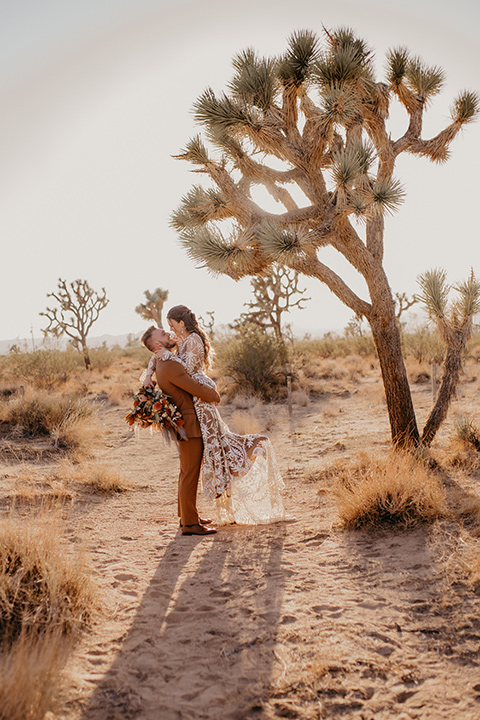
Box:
217 329 285 399
4 349 82 390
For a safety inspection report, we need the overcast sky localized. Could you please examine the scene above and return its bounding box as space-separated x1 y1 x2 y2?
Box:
0 0 479 344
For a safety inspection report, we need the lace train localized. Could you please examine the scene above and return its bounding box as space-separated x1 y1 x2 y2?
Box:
214 438 287 525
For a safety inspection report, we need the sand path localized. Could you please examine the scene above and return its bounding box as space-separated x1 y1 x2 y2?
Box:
59 391 480 720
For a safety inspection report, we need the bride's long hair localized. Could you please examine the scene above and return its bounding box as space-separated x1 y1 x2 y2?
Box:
166 305 213 370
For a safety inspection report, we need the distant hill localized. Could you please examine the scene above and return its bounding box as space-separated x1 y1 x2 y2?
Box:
0 333 142 356
0 325 334 356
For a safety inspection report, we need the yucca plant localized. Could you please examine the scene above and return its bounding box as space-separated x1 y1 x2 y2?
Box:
418 268 480 446
173 26 479 447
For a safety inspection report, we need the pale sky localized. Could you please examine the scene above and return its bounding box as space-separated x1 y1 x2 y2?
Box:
0 0 479 344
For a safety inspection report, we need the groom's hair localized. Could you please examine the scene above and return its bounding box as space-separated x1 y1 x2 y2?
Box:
141 326 157 351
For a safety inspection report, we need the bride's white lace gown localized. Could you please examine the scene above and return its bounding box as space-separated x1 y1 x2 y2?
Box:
148 334 286 525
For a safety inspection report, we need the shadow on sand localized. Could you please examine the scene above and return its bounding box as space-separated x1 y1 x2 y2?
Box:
83 523 287 720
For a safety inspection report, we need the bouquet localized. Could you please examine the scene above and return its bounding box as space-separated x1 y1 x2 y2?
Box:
125 387 187 442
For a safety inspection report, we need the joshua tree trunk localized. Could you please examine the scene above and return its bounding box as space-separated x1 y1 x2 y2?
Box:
421 329 469 447
82 341 91 370
370 314 420 447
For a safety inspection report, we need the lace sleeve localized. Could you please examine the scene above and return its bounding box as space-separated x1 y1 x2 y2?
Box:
139 355 157 383
179 334 205 374
155 349 181 364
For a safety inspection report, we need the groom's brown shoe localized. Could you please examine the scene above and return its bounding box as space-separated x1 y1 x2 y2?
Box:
179 517 212 527
182 523 217 536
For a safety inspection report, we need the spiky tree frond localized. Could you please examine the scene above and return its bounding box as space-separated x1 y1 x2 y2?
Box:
314 28 373 92
405 57 445 99
170 186 229 231
193 88 256 135
326 26 371 58
330 141 374 189
180 226 260 278
255 221 304 264
454 270 480 318
417 268 449 318
451 90 480 124
174 135 210 166
321 84 361 126
330 146 363 189
348 194 368 216
367 177 405 216
276 29 319 88
314 45 368 90
385 46 410 88
228 48 278 111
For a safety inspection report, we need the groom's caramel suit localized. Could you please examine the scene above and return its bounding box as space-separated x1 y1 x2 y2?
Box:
155 358 220 526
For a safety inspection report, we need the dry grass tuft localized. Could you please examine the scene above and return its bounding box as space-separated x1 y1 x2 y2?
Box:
0 389 101 456
231 410 261 435
0 513 96 720
43 460 132 494
107 383 130 406
230 393 259 410
320 452 447 529
81 463 133 493
0 513 96 644
0 629 73 720
292 389 310 406
454 414 480 451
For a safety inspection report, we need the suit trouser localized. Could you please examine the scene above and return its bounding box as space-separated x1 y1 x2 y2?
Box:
177 436 203 526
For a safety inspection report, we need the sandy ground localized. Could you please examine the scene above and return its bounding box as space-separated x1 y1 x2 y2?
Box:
4 363 480 719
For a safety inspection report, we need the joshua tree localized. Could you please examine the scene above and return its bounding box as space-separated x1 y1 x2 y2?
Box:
135 288 169 328
394 292 417 321
417 268 480 446
40 279 109 369
232 265 310 341
172 27 479 447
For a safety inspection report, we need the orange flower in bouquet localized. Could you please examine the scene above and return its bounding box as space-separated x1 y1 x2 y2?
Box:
125 387 187 442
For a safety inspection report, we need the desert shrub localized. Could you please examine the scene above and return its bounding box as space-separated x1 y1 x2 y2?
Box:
89 344 123 370
218 330 285 399
321 452 447 528
4 348 82 390
402 327 445 364
0 390 99 453
122 344 152 363
294 333 376 359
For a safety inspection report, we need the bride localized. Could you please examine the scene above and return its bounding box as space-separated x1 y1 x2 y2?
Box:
142 305 286 526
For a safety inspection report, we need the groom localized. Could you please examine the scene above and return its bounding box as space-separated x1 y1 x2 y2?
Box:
141 326 219 537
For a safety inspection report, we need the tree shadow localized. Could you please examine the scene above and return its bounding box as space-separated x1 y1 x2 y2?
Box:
83 523 286 720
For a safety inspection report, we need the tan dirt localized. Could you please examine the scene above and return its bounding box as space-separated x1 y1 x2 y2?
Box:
3 362 480 719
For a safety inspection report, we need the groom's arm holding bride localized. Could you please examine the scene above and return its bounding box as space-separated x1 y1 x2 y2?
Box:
154 353 220 407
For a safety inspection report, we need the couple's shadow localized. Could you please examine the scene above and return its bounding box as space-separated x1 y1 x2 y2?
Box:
83 523 287 719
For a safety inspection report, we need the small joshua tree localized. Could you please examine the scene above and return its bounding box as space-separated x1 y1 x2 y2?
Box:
232 265 310 341
135 288 169 328
417 268 480 446
40 279 109 370
172 27 479 447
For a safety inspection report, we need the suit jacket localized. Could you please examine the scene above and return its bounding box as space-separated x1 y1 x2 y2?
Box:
155 359 220 438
